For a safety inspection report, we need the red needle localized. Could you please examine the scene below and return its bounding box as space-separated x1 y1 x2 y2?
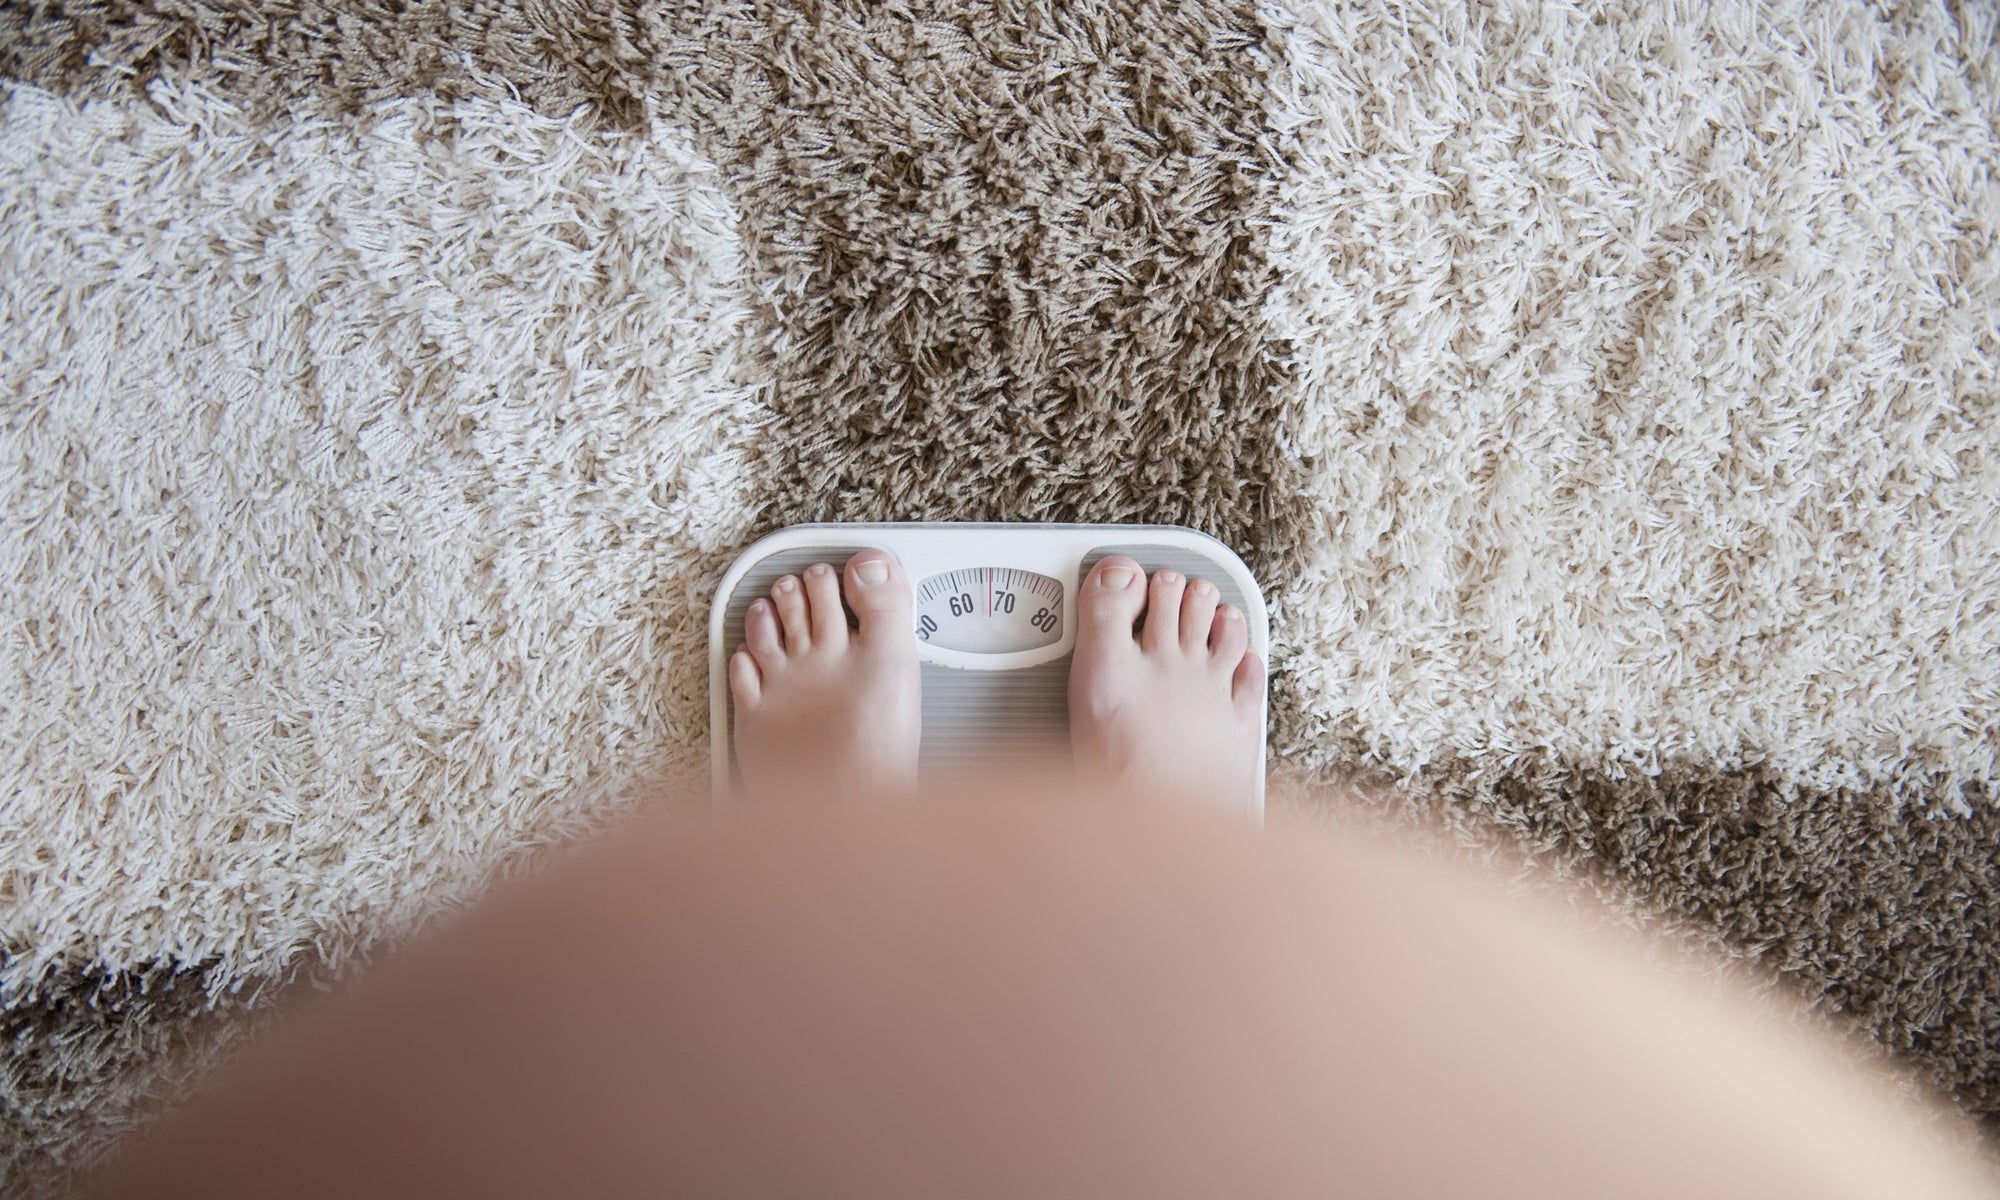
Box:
986 569 992 617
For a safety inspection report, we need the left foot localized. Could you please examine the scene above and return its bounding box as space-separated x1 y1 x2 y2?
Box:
728 550 922 802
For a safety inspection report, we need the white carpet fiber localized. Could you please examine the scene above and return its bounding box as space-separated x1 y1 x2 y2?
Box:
0 77 776 994
1262 0 2000 803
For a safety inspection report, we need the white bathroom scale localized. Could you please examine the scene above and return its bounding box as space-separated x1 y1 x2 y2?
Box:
708 523 1270 816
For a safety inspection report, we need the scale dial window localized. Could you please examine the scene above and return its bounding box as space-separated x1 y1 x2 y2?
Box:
915 568 1063 654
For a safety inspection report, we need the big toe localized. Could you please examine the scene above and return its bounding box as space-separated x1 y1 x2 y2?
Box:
843 550 914 650
1076 556 1146 661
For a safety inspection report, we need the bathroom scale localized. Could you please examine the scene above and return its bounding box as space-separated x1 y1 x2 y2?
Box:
709 523 1270 817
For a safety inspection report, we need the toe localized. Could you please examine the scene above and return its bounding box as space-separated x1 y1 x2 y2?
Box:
804 562 849 647
843 549 913 651
746 598 786 671
1180 577 1220 654
771 575 811 655
1232 649 1267 710
1142 568 1185 654
728 646 761 708
1076 557 1146 658
1209 604 1248 673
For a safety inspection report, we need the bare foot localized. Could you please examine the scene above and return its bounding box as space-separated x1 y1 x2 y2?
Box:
1067 556 1266 816
728 550 921 802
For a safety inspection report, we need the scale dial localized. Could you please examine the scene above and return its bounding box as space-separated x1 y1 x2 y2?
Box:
915 568 1064 654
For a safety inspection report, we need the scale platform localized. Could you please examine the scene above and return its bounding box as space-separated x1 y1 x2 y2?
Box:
708 523 1270 816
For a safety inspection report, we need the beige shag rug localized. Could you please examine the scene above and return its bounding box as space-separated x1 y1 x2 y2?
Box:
4 0 1998 1191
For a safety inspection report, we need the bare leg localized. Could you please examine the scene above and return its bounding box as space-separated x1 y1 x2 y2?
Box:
83 786 1997 1199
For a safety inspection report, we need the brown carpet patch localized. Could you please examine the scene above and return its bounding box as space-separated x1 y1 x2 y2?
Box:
1 963 272 1198
638 2 1306 566
0 0 572 119
1406 760 2000 1134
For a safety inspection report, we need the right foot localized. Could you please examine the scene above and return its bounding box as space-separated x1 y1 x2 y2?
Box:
728 550 922 803
1067 557 1267 816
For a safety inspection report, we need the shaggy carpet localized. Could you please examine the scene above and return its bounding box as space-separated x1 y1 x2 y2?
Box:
4 0 1998 1190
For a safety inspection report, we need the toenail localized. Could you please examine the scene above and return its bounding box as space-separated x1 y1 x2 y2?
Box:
1221 606 1241 621
1159 570 1181 585
809 563 832 578
751 599 770 614
776 577 796 593
1193 579 1214 597
855 558 888 585
1099 565 1133 589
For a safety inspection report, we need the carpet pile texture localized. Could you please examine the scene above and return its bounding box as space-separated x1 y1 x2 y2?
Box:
3 0 1998 1191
